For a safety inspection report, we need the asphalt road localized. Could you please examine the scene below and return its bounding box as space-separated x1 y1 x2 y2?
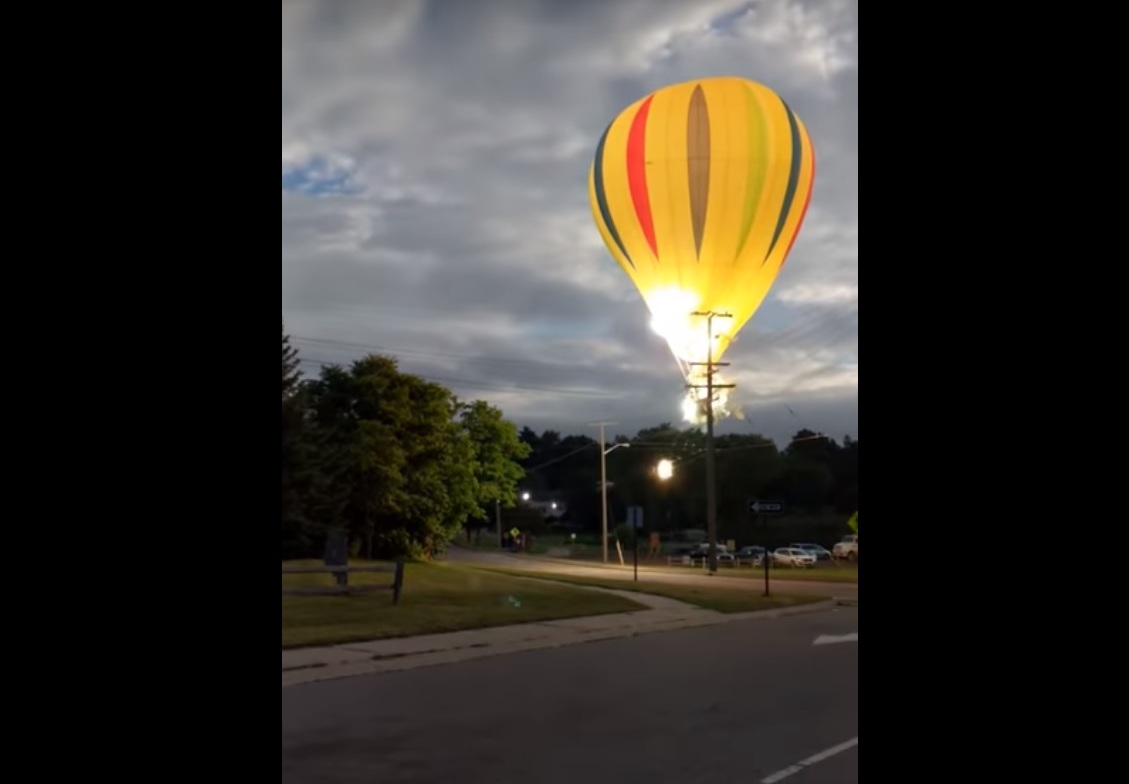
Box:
443 547 860 602
282 606 858 784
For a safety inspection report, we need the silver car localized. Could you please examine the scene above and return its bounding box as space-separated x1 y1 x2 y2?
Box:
790 542 833 561
773 547 816 568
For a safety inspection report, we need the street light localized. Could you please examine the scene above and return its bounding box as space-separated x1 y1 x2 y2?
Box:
656 458 674 481
521 492 531 501
600 442 630 563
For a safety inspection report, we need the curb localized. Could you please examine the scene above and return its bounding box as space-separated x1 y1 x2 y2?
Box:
282 615 721 688
722 598 836 621
282 596 848 688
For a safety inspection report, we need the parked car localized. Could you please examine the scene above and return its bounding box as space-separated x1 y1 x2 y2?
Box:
790 542 833 561
831 535 858 561
687 543 735 565
773 547 816 568
737 545 767 565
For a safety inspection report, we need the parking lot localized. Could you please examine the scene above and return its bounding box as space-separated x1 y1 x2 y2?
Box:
662 540 857 570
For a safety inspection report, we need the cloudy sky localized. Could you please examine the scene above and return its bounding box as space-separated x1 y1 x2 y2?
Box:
282 0 858 447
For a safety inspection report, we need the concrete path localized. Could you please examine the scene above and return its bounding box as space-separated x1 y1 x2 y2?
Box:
282 581 837 688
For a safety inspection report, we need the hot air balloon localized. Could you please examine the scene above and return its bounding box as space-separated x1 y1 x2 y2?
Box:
588 76 815 422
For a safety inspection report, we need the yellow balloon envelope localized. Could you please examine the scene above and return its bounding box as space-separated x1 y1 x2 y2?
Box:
588 76 815 379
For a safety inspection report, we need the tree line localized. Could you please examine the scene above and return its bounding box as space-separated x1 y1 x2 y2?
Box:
282 323 530 559
282 323 859 558
515 423 857 546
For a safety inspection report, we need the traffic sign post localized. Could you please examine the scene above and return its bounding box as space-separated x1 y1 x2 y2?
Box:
745 501 784 595
756 514 771 597
627 506 644 581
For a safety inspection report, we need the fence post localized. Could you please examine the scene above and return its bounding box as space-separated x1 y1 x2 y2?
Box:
392 557 405 605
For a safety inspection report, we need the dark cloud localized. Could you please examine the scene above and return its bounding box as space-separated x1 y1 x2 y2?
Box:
282 0 858 447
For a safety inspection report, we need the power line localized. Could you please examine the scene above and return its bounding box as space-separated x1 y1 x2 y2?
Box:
522 443 598 472
290 304 855 378
287 307 856 425
292 334 582 372
296 357 617 399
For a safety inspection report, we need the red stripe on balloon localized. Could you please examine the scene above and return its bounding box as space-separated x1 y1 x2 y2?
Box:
626 95 658 260
779 146 816 266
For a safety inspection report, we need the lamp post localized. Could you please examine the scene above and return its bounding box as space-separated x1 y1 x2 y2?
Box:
635 458 673 580
599 442 630 563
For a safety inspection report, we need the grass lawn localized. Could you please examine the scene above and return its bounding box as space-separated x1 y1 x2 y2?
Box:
281 561 646 649
470 568 832 614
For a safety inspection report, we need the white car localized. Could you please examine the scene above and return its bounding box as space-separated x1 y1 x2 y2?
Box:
773 547 816 568
831 535 858 561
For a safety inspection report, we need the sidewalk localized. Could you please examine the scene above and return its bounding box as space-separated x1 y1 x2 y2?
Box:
282 585 837 688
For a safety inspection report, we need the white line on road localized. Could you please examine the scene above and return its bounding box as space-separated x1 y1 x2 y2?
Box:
812 632 857 646
761 737 858 783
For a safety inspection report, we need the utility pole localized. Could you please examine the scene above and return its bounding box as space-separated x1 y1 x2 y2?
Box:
589 421 616 563
495 498 502 548
688 311 734 575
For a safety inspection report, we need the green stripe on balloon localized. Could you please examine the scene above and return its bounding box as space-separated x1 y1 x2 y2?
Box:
764 97 804 264
734 81 770 260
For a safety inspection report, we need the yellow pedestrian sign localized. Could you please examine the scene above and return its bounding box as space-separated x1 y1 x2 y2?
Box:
847 511 858 534
509 527 521 539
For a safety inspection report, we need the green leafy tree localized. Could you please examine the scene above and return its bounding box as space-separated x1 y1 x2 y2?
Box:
458 400 532 521
497 421 857 547
282 320 302 397
305 355 480 558
282 323 334 556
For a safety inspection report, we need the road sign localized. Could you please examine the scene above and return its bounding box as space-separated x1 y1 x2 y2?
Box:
627 505 644 529
509 527 520 538
748 500 785 515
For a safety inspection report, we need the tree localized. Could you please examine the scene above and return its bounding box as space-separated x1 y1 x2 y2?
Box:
282 320 302 398
458 400 532 532
486 422 857 547
519 432 599 529
305 355 480 559
282 323 330 557
830 436 858 512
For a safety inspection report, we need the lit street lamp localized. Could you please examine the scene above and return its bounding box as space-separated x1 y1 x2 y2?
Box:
656 458 674 481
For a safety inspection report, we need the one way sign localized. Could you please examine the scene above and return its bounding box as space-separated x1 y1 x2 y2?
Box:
748 500 785 515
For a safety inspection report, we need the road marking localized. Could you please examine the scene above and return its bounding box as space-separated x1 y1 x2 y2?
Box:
761 737 858 783
812 632 857 646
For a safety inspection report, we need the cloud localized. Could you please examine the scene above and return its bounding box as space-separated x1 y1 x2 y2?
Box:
282 0 858 447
